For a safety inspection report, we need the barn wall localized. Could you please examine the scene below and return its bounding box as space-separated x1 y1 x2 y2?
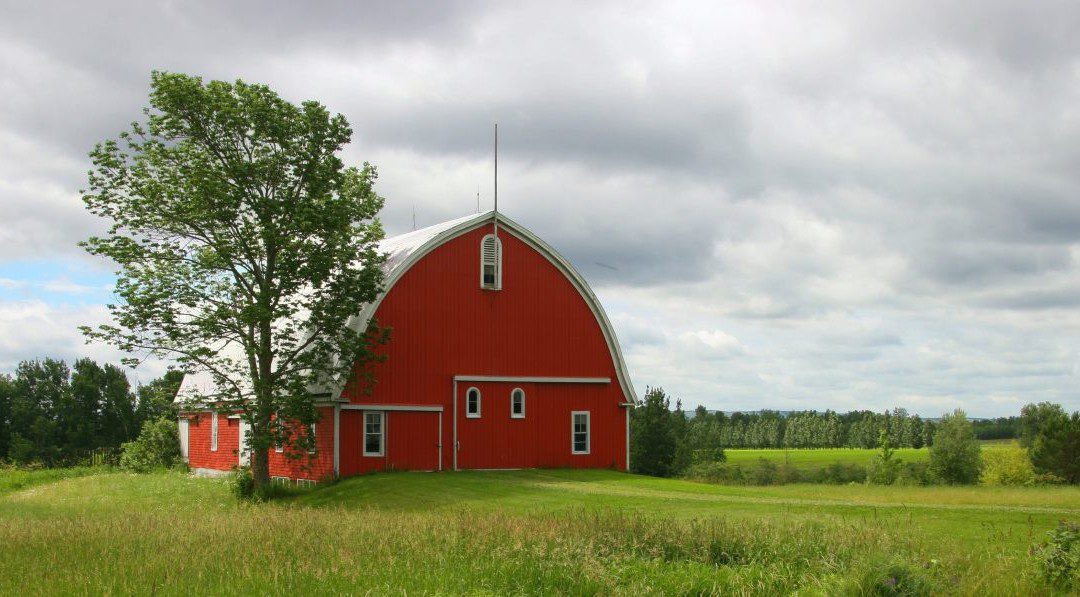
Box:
341 224 628 472
186 412 240 472
339 409 442 476
267 406 335 482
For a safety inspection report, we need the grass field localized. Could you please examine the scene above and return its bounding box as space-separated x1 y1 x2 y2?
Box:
1 467 1078 594
723 443 1018 470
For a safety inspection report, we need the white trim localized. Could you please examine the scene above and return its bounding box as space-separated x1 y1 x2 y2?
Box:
625 407 630 471
452 379 458 471
438 410 444 472
308 422 317 454
333 404 341 477
363 411 385 457
480 233 503 290
177 418 189 462
238 419 250 466
210 412 219 452
571 411 590 455
454 375 610 384
465 387 481 418
332 212 638 405
340 404 443 412
510 387 525 419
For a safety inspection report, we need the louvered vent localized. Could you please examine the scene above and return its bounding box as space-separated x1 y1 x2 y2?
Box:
480 234 502 290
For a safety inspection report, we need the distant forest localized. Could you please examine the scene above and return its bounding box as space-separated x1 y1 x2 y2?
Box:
0 358 183 466
688 406 1018 449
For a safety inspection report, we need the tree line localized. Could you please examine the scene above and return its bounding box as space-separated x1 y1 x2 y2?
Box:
668 405 938 450
630 388 1079 485
0 358 183 466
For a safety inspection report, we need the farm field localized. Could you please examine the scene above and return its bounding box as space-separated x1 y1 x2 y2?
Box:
723 442 1016 470
2 468 1078 595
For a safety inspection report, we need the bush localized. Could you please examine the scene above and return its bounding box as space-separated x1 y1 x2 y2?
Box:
682 461 746 484
895 461 929 486
1030 412 1080 484
232 466 256 500
119 416 182 473
813 462 867 484
1031 520 1080 589
928 410 981 484
980 444 1035 486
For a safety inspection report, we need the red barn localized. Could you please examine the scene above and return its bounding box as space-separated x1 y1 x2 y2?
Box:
177 211 637 482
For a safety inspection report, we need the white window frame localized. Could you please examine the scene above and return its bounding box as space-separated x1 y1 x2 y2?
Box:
466 387 482 418
480 234 502 290
308 422 317 454
571 411 590 455
363 411 385 457
510 388 525 419
211 412 219 452
274 414 284 453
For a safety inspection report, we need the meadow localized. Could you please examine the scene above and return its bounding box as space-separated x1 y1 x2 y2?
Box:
2 467 1078 595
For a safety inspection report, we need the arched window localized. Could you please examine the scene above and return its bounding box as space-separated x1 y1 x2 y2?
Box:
480 234 502 290
510 388 525 419
466 387 482 418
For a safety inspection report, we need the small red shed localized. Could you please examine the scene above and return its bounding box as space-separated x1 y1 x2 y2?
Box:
177 211 637 481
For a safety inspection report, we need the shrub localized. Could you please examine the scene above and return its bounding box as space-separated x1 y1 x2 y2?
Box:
748 458 780 485
682 461 746 484
898 461 930 485
231 467 256 500
980 444 1035 486
1030 412 1080 484
119 416 181 473
928 410 981 484
813 462 867 484
1031 520 1080 589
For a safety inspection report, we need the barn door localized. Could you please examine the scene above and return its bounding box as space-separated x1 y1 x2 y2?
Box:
178 419 189 462
238 419 250 467
386 411 441 471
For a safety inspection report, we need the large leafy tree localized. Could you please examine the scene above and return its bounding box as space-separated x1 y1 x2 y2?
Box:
81 72 387 488
928 409 982 484
1030 410 1080 484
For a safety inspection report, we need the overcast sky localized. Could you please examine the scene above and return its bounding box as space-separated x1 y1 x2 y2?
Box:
2 1 1078 416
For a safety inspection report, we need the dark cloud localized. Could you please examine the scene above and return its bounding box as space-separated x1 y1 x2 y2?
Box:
1 1 1079 414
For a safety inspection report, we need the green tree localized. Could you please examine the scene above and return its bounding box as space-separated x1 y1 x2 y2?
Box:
1030 411 1080 484
1020 402 1067 449
0 374 12 459
630 387 676 477
928 409 981 484
135 370 185 428
9 359 70 465
120 415 182 472
81 72 387 489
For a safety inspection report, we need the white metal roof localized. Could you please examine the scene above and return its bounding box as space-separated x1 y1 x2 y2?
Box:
178 211 638 404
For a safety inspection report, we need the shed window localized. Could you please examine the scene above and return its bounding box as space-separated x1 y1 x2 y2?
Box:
308 423 317 454
572 411 590 454
211 412 219 452
466 387 481 418
364 412 384 457
510 388 525 419
480 234 502 290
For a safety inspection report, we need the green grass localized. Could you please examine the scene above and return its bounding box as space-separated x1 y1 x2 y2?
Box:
1 467 1078 594
724 444 1019 470
0 465 103 496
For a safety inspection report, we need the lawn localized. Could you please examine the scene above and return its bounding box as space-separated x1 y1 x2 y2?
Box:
1 467 1078 594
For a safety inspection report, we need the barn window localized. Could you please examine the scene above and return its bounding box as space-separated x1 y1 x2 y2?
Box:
510 388 525 419
364 411 384 456
211 412 219 452
572 411 590 454
308 422 317 454
480 234 502 290
466 387 481 418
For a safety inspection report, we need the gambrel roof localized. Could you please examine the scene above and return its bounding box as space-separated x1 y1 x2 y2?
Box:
178 211 637 404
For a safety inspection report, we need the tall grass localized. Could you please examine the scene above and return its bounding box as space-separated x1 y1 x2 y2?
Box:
0 469 1073 595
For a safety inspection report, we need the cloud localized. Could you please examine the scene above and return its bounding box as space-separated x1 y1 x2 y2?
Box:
1 1 1079 415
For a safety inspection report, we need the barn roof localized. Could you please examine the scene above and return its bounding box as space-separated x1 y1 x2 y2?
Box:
177 211 637 404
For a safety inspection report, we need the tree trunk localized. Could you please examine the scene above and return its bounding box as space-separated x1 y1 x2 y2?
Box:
252 444 270 488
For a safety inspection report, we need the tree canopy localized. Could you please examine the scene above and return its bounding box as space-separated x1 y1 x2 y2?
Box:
81 72 387 487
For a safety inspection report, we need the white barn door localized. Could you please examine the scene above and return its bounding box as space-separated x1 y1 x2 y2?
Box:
238 419 250 467
178 419 189 462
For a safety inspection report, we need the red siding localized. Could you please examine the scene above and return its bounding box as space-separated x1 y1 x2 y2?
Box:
340 224 629 473
267 406 335 482
186 412 240 472
339 410 442 474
